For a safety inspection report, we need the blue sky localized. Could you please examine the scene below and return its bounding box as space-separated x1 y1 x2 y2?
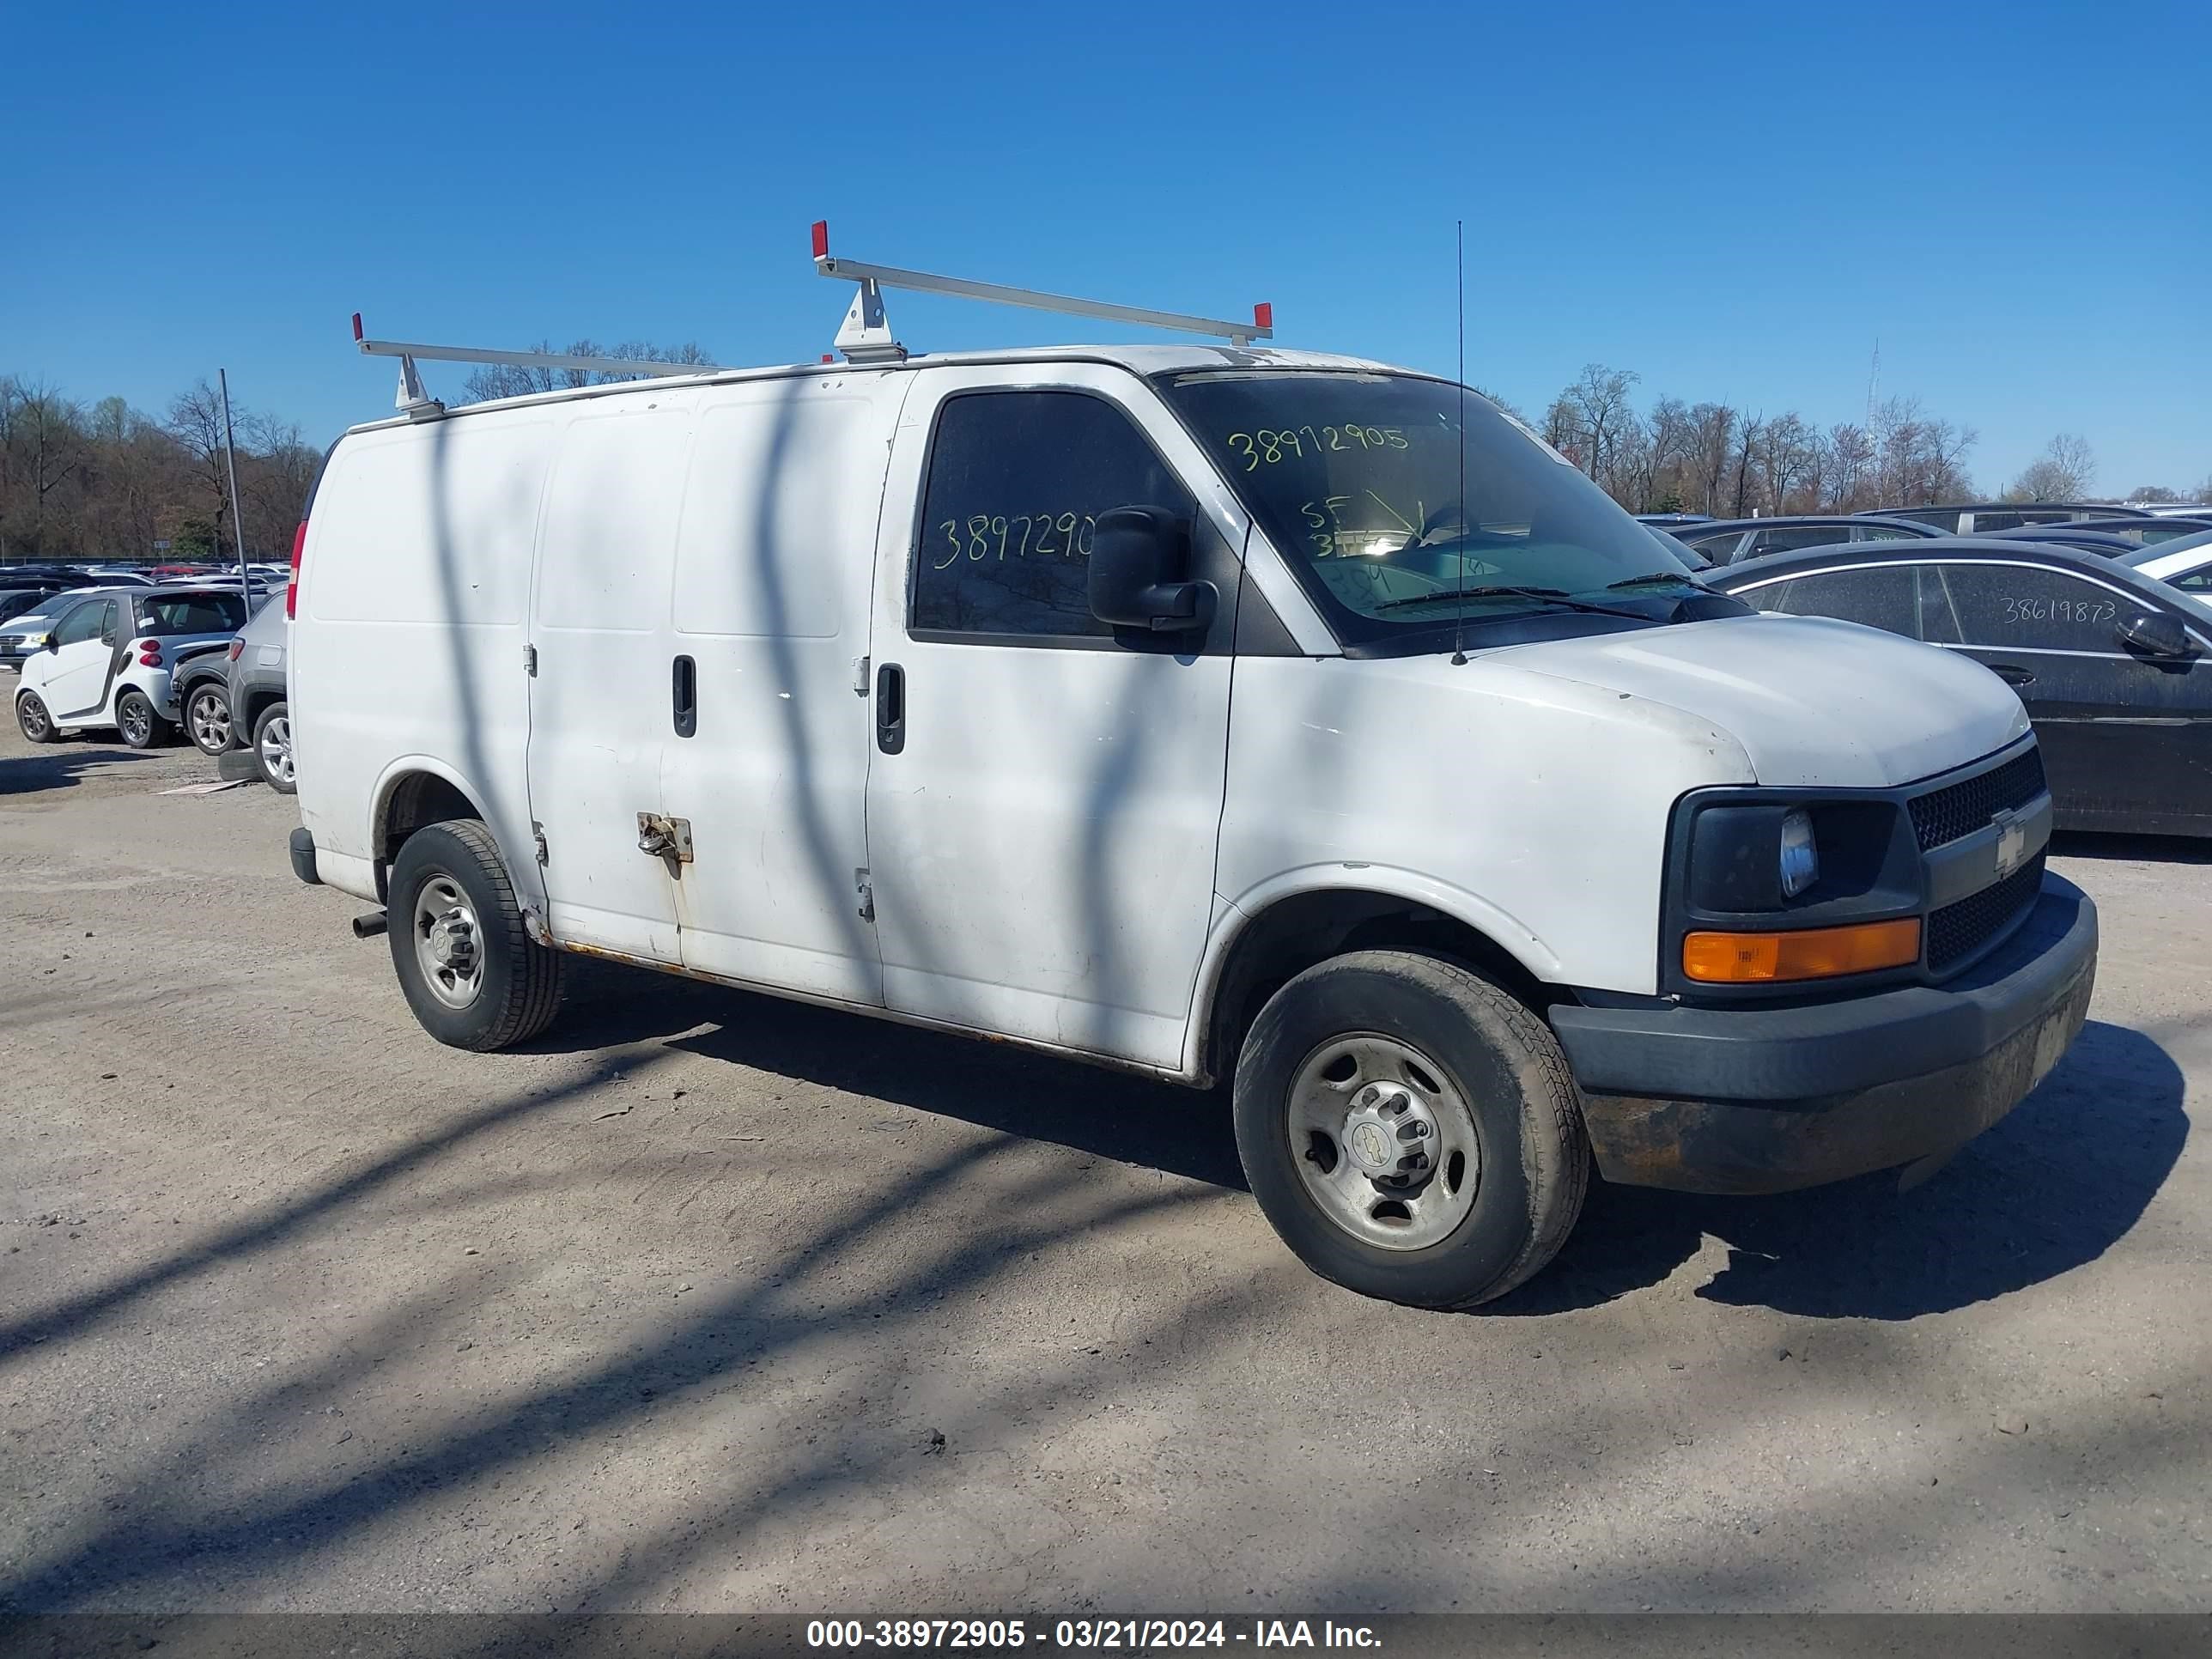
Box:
8 1 2207 494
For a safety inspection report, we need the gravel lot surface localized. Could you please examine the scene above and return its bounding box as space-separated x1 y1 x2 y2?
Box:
2 713 2207 1614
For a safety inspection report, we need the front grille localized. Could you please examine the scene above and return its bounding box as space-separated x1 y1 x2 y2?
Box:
1926 852 2045 972
1908 748 2046 852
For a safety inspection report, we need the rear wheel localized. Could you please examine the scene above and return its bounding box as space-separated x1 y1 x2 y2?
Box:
252 701 295 793
386 819 563 1051
116 689 167 750
15 691 54 744
1232 950 1589 1310
184 682 234 755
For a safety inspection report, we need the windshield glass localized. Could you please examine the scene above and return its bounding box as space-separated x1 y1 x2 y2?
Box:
1158 370 1699 646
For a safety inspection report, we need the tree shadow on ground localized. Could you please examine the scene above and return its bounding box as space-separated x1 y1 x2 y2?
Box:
1497 1019 2187 1318
539 960 2183 1322
0 742 168 796
536 955 1245 1191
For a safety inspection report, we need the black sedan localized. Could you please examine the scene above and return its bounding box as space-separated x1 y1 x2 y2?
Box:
1709 538 2212 837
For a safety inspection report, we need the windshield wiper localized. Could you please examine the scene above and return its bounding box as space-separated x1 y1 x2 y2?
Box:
1604 570 1704 590
1370 584 1650 620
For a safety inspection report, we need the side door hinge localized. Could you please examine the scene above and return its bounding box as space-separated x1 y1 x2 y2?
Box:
524 644 538 677
532 822 549 866
854 868 874 922
852 654 870 696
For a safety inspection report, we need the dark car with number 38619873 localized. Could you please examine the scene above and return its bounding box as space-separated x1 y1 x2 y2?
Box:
1709 537 2212 837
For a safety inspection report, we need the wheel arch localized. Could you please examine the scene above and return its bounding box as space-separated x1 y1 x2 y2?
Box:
1187 868 1566 1087
371 759 496 872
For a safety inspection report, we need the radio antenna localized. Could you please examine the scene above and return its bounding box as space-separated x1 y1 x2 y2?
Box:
1451 220 1469 666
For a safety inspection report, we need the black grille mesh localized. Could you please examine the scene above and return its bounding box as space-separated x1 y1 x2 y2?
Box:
1927 853 2045 972
1907 749 2046 853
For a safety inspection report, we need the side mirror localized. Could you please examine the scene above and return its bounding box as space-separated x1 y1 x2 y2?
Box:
44 635 59 653
1088 506 1217 635
2117 610 2194 659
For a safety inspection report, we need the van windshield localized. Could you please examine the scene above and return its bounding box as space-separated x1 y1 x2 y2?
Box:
1157 370 1703 648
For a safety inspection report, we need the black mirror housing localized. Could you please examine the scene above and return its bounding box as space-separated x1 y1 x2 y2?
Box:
44 635 60 653
2117 610 2193 659
1088 506 1217 635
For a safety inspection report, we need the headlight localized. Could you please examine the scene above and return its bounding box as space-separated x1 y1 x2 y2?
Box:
1779 809 1819 898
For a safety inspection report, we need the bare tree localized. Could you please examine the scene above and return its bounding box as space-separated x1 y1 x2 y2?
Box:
1686 403 1736 517
2128 484 2180 504
1548 364 1641 492
2008 433 2095 501
459 339 714 404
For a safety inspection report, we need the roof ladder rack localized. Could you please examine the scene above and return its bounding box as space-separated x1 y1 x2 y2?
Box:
349 313 721 421
810 220 1273 364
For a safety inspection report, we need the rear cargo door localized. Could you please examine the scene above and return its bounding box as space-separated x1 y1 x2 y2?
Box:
526 397 695 963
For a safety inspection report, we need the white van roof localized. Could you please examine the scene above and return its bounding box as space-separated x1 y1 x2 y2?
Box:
342 344 1417 436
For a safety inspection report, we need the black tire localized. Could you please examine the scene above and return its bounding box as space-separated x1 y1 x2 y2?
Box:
252 701 295 794
1232 950 1589 1310
116 688 167 750
386 818 564 1051
184 681 234 756
15 690 55 744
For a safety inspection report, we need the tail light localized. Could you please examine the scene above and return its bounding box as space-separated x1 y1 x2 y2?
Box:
227 638 245 661
286 520 307 620
137 639 163 667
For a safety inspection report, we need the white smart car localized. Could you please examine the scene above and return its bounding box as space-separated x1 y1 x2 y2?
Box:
14 584 252 748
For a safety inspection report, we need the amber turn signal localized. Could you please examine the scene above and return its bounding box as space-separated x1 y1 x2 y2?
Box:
1681 918 1922 983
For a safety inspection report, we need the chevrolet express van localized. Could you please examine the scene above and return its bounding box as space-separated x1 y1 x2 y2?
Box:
286 345 2097 1308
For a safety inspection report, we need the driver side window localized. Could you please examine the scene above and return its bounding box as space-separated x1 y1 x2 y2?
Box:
54 599 113 647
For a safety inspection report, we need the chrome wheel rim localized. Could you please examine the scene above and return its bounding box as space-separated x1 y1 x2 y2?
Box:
18 697 48 739
189 690 231 751
260 714 294 784
1287 1033 1481 1252
119 698 150 744
412 877 483 1009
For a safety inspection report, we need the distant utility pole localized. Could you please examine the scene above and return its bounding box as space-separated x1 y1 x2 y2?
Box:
1865 339 1881 428
219 369 248 603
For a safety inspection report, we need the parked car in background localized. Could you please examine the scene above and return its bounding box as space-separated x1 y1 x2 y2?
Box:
14 585 252 749
230 597 291 791
2126 529 2212 594
1672 514 1941 566
1985 526 2147 556
0 581 85 624
1862 503 2152 534
1711 539 2212 836
1633 512 1714 527
2031 517 2212 546
2134 503 2212 518
0 589 106 666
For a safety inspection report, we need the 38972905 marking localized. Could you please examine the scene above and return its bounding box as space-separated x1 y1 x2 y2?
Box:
1224 426 1407 469
807 1618 1033 1647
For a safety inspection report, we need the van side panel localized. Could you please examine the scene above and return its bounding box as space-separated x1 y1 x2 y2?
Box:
526 400 695 959
658 377 900 1003
294 416 555 911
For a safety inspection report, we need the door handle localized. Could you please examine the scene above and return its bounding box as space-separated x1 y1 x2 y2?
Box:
1989 663 2036 688
876 662 905 754
672 654 696 737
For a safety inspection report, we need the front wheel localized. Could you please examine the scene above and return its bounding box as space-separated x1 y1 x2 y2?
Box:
252 701 295 793
386 819 564 1051
184 682 234 755
116 689 167 750
15 691 55 744
1232 951 1589 1310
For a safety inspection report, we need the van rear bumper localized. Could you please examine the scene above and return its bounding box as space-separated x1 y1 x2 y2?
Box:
1549 875 2096 1194
289 827 322 886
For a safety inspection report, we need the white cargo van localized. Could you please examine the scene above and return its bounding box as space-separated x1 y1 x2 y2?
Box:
287 326 2096 1308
